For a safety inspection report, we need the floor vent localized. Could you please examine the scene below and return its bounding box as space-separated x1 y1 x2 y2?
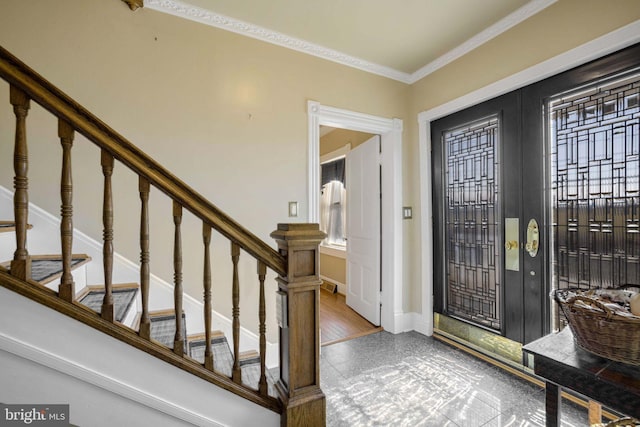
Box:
321 280 337 294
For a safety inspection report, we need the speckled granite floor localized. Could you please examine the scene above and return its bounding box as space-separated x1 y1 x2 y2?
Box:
321 331 589 427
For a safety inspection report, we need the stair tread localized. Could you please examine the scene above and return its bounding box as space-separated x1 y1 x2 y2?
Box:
187 334 277 396
0 221 32 233
187 330 225 341
79 287 137 323
149 311 187 353
1 254 91 284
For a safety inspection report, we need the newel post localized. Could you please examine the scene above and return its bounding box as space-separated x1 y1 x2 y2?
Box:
270 224 326 427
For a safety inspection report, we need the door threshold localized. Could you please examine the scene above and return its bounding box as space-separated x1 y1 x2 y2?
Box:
321 327 383 347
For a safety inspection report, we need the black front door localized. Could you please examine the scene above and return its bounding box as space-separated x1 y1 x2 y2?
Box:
432 91 544 344
431 43 640 346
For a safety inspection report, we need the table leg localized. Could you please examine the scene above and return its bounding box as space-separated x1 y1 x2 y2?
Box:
545 382 561 427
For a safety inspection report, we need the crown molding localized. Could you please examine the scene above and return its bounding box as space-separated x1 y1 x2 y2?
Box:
144 0 413 83
409 0 557 84
145 0 556 85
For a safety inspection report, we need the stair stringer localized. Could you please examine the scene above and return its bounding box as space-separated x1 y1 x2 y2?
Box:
0 286 279 427
0 185 279 368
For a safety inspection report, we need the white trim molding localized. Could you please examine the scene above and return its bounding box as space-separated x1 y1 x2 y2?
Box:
417 20 640 337
410 0 557 83
308 101 404 333
144 0 411 83
144 0 555 84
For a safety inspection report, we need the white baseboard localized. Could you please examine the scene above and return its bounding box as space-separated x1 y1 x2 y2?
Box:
389 311 433 336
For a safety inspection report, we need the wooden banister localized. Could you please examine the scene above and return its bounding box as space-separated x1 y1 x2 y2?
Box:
202 223 214 371
0 269 281 413
0 44 325 425
9 85 31 281
0 45 286 277
101 150 115 320
173 201 185 357
58 119 75 302
257 260 268 397
271 224 326 427
138 176 151 340
231 242 241 384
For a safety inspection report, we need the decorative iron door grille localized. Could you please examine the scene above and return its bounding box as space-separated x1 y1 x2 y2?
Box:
443 116 501 330
549 70 640 305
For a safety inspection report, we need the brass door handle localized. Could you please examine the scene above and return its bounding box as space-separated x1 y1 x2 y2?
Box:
526 219 539 257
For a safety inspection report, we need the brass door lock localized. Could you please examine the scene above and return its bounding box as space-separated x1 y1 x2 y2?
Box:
505 240 519 250
526 219 539 257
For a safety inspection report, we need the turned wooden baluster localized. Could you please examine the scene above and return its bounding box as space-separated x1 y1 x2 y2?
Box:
203 223 214 370
138 177 151 340
58 119 75 301
101 150 115 322
10 86 31 281
173 201 184 356
231 241 241 383
257 260 268 396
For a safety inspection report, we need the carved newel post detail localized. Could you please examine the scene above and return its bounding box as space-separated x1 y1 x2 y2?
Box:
270 224 326 427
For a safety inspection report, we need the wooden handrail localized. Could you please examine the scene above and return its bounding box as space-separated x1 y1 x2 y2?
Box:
0 44 326 425
0 45 286 277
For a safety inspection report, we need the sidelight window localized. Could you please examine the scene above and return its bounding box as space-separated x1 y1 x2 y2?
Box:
548 70 640 297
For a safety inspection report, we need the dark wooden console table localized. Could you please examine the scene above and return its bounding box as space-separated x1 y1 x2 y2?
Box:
523 327 640 427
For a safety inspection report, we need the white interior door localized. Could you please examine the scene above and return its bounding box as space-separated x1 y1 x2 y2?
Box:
346 135 381 326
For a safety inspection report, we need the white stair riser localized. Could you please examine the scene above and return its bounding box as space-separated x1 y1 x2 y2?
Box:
44 264 88 294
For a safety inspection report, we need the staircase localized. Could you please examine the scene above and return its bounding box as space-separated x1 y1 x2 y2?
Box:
0 45 326 426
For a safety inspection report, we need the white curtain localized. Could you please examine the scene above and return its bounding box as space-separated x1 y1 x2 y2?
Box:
320 180 346 245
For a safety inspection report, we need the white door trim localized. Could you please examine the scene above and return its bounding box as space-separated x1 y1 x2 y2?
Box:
308 101 404 333
418 20 640 336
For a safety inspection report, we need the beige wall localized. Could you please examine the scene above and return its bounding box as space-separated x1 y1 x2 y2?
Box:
0 0 638 334
320 128 375 156
403 0 640 313
319 253 346 291
0 0 407 342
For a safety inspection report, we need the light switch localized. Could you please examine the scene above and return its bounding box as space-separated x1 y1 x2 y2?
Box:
403 206 412 219
288 201 298 217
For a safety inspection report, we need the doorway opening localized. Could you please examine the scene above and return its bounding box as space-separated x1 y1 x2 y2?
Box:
318 126 382 345
307 101 404 336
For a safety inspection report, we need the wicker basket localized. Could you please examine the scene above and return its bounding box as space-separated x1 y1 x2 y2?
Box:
553 286 640 366
592 417 640 427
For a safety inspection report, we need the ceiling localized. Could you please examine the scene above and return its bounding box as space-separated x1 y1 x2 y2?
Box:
144 0 556 84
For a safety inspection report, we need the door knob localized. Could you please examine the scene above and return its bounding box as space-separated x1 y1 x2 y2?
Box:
505 240 519 250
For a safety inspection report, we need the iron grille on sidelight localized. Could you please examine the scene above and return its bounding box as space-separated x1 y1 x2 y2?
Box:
444 116 501 330
549 70 640 295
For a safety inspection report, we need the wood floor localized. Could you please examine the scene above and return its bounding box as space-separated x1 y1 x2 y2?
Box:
319 289 382 346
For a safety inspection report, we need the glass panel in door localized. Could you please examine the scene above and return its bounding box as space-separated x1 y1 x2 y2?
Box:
548 69 640 328
443 116 502 330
